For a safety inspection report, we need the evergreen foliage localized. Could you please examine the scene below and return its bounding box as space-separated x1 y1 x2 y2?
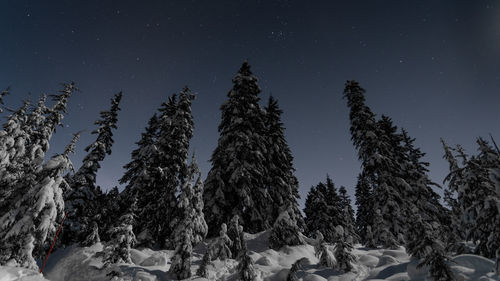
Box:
304 176 343 243
286 258 307 281
227 215 245 259
204 62 270 235
264 96 304 231
196 251 212 278
237 237 257 281
103 210 137 266
338 186 359 244
64 92 122 245
269 203 304 250
0 132 79 270
169 156 207 279
212 223 232 261
139 87 195 248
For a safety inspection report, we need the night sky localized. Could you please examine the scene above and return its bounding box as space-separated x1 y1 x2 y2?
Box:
1 0 499 209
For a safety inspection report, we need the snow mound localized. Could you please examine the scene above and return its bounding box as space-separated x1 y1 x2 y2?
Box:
0 266 49 281
2 231 497 281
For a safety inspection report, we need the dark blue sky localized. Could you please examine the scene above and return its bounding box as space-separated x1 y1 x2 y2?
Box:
1 0 499 209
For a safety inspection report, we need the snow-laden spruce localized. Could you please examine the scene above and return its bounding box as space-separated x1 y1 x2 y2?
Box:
264 96 305 232
135 87 195 249
169 156 207 280
304 176 351 243
64 92 122 246
0 133 79 270
203 61 270 235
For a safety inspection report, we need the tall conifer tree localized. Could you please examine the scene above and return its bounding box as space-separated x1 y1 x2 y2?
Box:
264 96 304 230
64 92 122 245
204 62 269 235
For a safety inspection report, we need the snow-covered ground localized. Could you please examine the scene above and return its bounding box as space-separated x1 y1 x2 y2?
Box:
1 231 499 281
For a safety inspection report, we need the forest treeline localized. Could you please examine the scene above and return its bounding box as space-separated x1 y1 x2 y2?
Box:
0 62 499 280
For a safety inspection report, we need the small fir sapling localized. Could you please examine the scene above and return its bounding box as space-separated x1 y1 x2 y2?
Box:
237 239 257 281
196 250 212 278
213 223 232 261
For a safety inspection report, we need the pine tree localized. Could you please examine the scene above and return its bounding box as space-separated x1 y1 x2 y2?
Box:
304 176 343 243
196 251 212 278
169 156 207 280
237 238 257 281
334 226 355 273
64 92 122 245
338 186 359 244
140 87 195 248
0 100 30 216
204 62 270 235
102 210 137 266
264 96 304 230
119 114 158 245
212 223 232 261
317 243 335 268
269 203 304 250
364 226 376 248
465 138 500 257
406 212 454 281
227 215 245 259
120 114 158 193
401 129 449 245
81 222 100 247
343 81 409 248
355 172 372 244
441 139 469 254
0 133 79 270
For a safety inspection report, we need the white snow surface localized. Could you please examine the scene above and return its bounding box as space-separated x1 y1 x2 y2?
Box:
2 231 500 280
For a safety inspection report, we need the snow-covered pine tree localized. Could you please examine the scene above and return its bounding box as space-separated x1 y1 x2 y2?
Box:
99 186 121 242
212 223 232 261
264 96 304 231
119 114 158 245
24 95 48 167
338 186 359 244
406 212 454 281
191 164 208 246
333 226 355 272
0 132 79 270
354 172 372 244
140 87 195 248
465 138 500 258
304 176 343 243
364 226 376 248
269 203 304 250
102 208 137 266
371 115 410 247
120 114 158 193
0 100 30 216
400 129 449 245
1 83 76 237
81 222 100 247
317 243 335 268
441 138 466 250
237 238 257 281
64 92 122 245
204 62 270 236
227 215 245 259
343 81 406 248
169 156 207 279
196 251 212 278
